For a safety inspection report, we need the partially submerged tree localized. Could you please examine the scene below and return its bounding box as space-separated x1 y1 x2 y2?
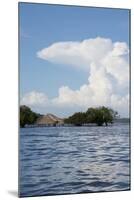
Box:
86 106 118 126
64 112 87 126
100 106 118 126
64 106 118 126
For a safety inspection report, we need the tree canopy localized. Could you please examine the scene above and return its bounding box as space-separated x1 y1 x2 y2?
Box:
64 106 118 126
64 112 87 126
20 105 39 127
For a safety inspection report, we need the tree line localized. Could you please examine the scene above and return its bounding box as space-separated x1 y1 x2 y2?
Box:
20 105 118 127
64 106 118 126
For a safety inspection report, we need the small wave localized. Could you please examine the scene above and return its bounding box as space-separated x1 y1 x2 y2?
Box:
34 166 52 171
103 158 129 163
50 181 86 189
88 181 113 187
114 181 130 189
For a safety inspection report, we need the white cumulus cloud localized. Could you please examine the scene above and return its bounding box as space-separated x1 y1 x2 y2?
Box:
37 37 114 71
21 37 129 117
20 91 48 107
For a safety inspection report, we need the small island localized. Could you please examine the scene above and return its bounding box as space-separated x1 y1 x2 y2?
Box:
20 105 119 128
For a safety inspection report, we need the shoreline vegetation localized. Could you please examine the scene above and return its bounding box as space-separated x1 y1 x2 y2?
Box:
20 105 129 128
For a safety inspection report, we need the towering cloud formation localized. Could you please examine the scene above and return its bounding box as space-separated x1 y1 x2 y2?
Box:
21 37 129 117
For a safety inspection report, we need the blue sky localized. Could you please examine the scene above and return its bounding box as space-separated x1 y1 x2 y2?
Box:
19 3 130 117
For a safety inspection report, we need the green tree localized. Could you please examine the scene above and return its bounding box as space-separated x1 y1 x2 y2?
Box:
64 112 87 126
64 106 118 126
86 106 118 126
20 105 39 127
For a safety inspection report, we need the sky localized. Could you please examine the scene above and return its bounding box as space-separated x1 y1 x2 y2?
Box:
19 3 130 117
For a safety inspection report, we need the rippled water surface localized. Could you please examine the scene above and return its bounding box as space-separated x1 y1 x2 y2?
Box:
19 123 130 197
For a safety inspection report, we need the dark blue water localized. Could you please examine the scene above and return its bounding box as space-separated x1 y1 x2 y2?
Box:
19 123 130 197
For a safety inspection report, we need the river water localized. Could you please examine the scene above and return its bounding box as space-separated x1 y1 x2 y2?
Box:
19 123 130 197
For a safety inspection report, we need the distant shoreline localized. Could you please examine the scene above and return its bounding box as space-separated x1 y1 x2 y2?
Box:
20 105 130 128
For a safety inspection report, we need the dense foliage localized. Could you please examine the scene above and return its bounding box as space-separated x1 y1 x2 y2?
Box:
64 112 87 126
20 105 39 127
64 106 118 126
